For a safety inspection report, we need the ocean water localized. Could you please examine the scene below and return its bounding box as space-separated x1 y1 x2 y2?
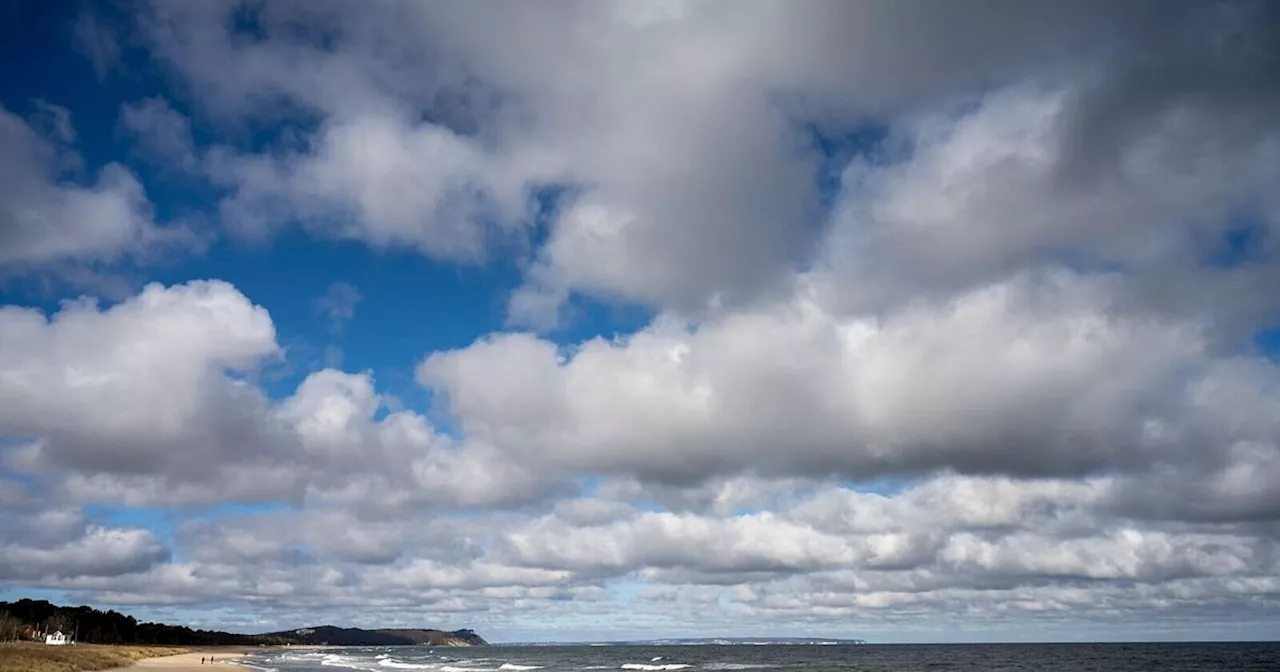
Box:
237 642 1280 672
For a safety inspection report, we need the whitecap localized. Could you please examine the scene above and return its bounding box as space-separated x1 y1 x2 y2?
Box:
320 653 383 671
621 664 692 671
380 660 434 670
499 664 543 670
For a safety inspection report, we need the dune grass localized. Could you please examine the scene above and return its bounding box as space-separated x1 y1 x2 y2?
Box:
0 642 189 672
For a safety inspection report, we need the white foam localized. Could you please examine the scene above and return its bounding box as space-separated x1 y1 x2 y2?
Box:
703 664 772 670
621 664 692 671
442 666 499 672
320 653 382 671
226 662 278 672
380 660 434 670
499 664 543 670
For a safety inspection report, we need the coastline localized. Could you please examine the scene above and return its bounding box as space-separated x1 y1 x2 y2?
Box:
119 645 327 671
117 650 246 671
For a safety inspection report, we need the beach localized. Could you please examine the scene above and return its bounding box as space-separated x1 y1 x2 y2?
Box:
119 651 248 670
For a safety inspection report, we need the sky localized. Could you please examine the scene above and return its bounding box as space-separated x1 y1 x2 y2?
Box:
1 0 1280 645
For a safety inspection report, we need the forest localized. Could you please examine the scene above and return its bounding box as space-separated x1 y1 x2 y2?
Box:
0 599 284 645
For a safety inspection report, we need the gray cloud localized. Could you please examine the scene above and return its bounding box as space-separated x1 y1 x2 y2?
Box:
7 271 1276 633
124 0 1280 327
0 104 192 268
11 474 1279 638
119 97 199 172
71 7 123 81
6 0 1277 639
0 508 169 581
0 284 555 512
419 271 1280 487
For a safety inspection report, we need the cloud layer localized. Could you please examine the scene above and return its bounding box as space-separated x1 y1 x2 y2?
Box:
1 0 1279 642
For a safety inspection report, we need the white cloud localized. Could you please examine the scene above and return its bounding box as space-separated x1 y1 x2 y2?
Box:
127 0 1280 328
420 271 1242 484
817 85 1280 327
0 104 191 267
0 280 281 480
312 281 361 335
209 113 527 260
0 509 168 581
7 0 1280 639
18 472 1273 637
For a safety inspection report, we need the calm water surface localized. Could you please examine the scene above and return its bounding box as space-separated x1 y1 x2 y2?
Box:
239 642 1280 672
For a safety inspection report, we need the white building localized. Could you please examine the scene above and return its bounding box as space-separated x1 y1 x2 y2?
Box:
45 630 69 645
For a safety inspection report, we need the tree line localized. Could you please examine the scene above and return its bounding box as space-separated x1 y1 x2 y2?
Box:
0 599 290 646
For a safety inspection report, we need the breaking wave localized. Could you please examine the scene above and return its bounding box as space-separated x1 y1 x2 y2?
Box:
379 660 434 670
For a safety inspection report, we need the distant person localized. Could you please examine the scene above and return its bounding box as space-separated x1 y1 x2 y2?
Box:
201 657 205 664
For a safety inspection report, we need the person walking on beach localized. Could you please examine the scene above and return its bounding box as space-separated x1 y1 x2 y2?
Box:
201 657 205 664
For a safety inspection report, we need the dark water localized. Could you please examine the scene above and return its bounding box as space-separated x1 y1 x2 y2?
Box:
239 642 1280 672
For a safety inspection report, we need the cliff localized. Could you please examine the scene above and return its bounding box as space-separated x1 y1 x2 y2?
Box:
378 628 487 646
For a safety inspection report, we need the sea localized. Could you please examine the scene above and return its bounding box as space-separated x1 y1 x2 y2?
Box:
235 642 1280 672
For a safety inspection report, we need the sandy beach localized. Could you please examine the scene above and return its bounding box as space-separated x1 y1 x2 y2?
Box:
119 650 250 671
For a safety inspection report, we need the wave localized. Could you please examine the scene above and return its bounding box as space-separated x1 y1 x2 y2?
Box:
703 664 773 670
380 660 435 670
226 662 278 672
621 664 692 670
499 664 543 670
319 653 383 671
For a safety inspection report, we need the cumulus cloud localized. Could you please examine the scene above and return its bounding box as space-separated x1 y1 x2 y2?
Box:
0 509 168 581
0 282 554 512
420 271 1266 485
817 84 1280 332
0 104 191 268
207 112 525 258
7 0 1278 640
15 472 1277 638
0 281 282 479
129 0 1280 325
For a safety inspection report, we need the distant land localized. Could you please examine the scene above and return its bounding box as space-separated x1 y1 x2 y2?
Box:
507 637 868 646
0 599 488 647
259 625 488 646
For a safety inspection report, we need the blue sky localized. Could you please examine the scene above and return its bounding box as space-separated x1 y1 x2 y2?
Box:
2 0 1280 645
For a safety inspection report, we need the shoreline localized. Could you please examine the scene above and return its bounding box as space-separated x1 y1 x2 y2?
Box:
120 645 328 671
118 651 246 671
